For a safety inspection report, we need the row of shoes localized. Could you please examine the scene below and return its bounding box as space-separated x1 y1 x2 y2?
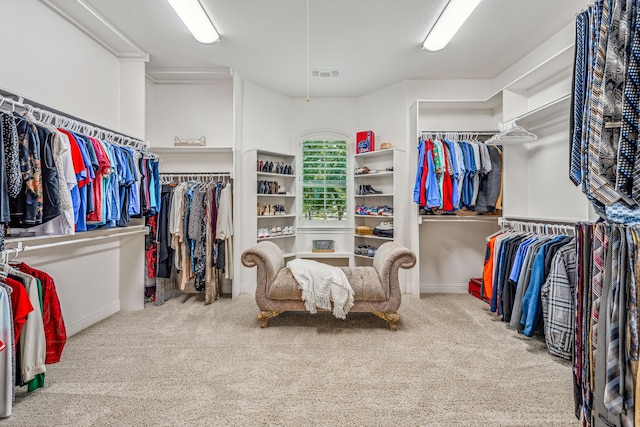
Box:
258 160 293 175
355 205 393 216
257 203 287 216
257 226 295 238
355 244 378 257
354 166 394 175
257 180 282 194
357 184 383 195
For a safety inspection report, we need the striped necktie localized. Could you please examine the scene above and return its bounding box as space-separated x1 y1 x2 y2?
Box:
588 0 625 206
592 223 607 353
604 227 623 414
571 11 588 186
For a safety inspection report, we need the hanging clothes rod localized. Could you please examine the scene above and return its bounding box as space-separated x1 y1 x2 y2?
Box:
421 130 497 135
160 172 231 182
419 130 497 144
0 88 149 153
498 217 575 236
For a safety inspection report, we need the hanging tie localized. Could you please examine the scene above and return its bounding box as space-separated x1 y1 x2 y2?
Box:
603 227 623 414
570 11 588 186
618 2 640 198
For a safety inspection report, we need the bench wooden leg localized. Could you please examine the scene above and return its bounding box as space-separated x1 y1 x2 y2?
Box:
372 312 400 331
258 310 283 328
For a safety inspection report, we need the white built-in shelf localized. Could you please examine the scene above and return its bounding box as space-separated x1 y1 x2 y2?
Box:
257 150 295 158
354 193 394 198
417 94 502 115
283 252 296 258
354 149 395 159
257 234 296 241
257 214 296 219
354 254 375 260
511 95 571 131
354 171 393 178
505 45 574 93
418 215 500 224
354 214 394 219
151 146 233 154
257 194 295 198
353 234 394 240
257 172 296 178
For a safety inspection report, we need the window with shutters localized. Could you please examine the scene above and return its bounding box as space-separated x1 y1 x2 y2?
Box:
301 139 348 223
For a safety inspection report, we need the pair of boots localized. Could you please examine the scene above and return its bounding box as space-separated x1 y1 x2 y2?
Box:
257 161 293 175
357 184 382 195
257 180 280 194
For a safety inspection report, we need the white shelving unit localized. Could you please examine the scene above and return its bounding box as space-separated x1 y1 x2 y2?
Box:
252 150 297 256
353 148 397 265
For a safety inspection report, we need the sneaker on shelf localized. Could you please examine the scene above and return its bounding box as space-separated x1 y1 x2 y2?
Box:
354 167 371 175
379 206 393 216
367 247 378 257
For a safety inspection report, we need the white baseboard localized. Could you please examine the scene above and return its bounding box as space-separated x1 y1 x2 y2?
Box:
66 300 120 337
420 283 468 294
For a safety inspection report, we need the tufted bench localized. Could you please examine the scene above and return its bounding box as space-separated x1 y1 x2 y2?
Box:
240 241 416 330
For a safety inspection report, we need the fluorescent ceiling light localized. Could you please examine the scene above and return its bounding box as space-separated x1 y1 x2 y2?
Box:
422 0 482 52
166 0 219 44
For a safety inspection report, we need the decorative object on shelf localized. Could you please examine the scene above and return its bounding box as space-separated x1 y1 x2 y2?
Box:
312 239 335 253
173 136 206 147
356 130 375 153
379 142 393 150
355 166 372 175
356 226 373 235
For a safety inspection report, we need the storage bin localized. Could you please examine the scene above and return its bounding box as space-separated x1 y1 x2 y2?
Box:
312 240 335 253
468 278 485 301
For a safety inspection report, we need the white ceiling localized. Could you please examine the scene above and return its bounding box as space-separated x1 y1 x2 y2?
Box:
47 0 590 98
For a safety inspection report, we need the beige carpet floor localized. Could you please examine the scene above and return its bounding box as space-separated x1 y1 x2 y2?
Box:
4 293 579 426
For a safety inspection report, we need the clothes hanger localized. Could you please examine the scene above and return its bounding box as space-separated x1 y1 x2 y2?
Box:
485 119 537 144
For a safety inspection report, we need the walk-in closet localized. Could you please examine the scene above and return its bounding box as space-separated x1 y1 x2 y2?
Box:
0 0 611 425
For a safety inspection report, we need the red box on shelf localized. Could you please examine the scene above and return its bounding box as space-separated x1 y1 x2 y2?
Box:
356 131 375 154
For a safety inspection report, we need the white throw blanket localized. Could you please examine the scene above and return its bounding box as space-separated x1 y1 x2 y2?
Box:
287 259 355 319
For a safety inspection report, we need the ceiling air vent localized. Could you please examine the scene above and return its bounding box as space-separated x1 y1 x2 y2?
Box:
311 69 339 78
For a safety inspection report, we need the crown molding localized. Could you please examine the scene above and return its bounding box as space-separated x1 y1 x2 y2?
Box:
39 0 149 62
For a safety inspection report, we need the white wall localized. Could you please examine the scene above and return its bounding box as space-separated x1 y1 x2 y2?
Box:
146 81 233 148
120 61 147 140
0 0 149 336
290 97 359 254
0 0 121 129
242 81 292 152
